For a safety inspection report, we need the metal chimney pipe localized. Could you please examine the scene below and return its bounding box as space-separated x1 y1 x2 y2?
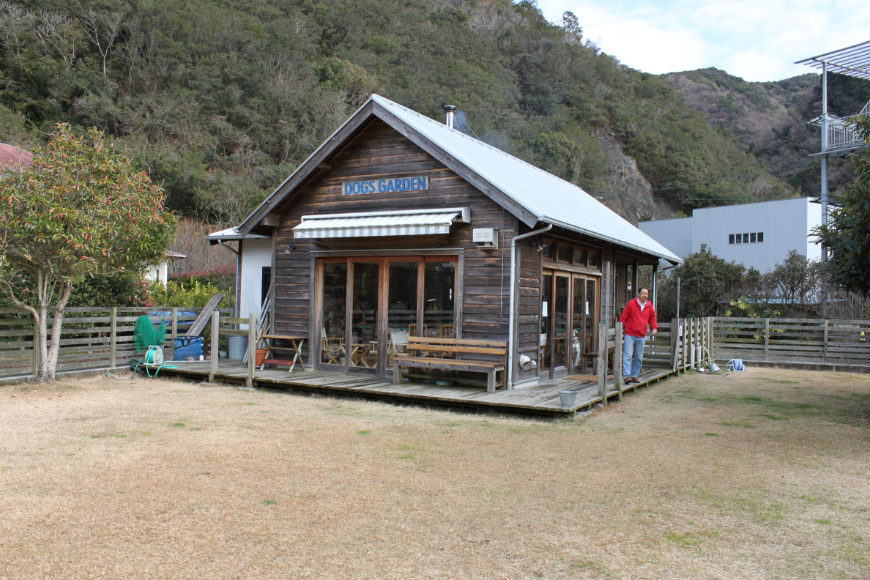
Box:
443 105 456 129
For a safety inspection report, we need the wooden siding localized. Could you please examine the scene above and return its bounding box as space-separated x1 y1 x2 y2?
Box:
271 120 515 356
515 239 541 383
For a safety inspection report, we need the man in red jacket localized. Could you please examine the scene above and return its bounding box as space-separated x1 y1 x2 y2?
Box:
617 287 657 383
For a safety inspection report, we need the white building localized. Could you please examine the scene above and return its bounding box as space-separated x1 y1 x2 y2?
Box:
145 251 187 288
205 227 271 324
639 197 822 272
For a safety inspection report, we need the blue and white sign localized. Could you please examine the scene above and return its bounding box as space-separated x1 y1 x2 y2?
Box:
343 176 429 196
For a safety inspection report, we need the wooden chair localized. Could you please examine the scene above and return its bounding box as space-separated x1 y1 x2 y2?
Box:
438 325 453 337
387 330 409 367
408 324 428 337
321 329 345 365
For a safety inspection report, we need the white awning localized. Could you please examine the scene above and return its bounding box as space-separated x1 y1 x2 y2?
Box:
293 208 469 239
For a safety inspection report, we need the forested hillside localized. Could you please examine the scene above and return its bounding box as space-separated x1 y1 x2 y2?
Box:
665 68 870 200
1 0 793 224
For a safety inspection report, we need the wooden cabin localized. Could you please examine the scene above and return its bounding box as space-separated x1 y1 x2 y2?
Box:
229 95 680 388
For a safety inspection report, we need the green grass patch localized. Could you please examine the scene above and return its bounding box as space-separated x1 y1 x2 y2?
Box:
261 499 276 506
357 430 371 435
704 432 719 436
665 532 699 547
169 422 185 428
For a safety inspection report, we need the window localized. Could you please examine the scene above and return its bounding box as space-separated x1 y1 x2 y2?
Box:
742 233 749 244
587 251 599 268
556 244 569 262
729 234 735 244
735 234 742 244
572 248 586 264
541 242 552 258
261 267 272 307
757 232 764 243
750 232 756 243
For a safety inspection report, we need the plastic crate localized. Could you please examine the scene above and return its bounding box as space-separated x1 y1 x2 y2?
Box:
173 336 202 361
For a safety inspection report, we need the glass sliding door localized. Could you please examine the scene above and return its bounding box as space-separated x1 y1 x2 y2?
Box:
585 278 597 366
571 276 586 374
540 272 553 373
316 256 458 378
349 262 380 370
320 261 348 369
553 274 570 377
423 260 455 338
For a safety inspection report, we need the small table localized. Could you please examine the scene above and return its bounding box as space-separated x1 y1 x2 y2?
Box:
259 334 307 371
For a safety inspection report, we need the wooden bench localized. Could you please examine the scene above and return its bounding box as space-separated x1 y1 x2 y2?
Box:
392 336 508 393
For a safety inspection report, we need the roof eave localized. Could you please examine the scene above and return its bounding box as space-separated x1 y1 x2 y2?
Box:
540 217 683 265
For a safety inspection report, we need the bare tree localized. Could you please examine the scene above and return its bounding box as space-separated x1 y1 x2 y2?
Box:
82 9 125 77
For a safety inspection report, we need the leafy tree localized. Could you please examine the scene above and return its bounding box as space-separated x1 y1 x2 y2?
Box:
0 124 176 382
656 245 747 318
814 115 870 294
0 0 793 220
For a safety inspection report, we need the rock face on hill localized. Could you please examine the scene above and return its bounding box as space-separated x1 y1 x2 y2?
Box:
593 130 676 225
663 68 865 198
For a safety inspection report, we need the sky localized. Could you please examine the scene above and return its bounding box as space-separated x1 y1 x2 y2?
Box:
535 0 870 82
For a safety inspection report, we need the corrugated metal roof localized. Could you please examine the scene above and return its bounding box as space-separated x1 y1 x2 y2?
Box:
371 95 681 263
294 209 461 239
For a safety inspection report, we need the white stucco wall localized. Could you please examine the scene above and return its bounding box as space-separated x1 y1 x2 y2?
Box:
144 261 169 288
238 238 273 326
638 217 692 258
640 197 821 272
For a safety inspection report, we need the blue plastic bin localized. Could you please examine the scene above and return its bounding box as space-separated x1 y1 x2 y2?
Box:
173 336 202 361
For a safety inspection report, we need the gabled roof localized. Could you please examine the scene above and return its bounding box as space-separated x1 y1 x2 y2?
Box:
239 95 681 263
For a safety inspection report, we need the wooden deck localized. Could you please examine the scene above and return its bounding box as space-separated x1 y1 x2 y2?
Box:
150 360 677 417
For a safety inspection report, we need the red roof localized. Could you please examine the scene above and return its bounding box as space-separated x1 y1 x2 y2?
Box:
0 144 33 169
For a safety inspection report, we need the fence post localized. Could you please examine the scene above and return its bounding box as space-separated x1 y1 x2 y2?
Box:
764 318 770 362
615 322 623 400
31 316 39 377
681 318 688 373
709 317 714 362
823 319 829 364
171 306 178 340
209 311 219 383
246 312 256 389
110 307 118 369
670 318 678 371
597 321 607 405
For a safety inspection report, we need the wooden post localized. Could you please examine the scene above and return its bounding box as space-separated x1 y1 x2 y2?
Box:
708 317 714 362
110 307 118 369
246 312 256 389
764 318 770 362
31 315 38 376
209 311 219 383
675 277 681 323
670 318 678 371
615 322 623 400
823 319 829 364
597 321 607 405
603 261 611 328
681 318 688 372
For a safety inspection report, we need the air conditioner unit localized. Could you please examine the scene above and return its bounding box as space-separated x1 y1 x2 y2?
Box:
473 228 498 250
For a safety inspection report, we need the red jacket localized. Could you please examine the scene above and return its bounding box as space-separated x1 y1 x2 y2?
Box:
618 298 657 338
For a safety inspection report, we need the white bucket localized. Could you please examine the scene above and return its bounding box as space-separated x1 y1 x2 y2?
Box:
559 391 578 407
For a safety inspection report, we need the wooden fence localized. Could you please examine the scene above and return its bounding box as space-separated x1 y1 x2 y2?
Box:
594 317 714 404
713 317 870 366
0 306 232 381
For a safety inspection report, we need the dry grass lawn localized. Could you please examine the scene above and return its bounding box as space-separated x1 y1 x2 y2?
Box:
2 367 869 579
